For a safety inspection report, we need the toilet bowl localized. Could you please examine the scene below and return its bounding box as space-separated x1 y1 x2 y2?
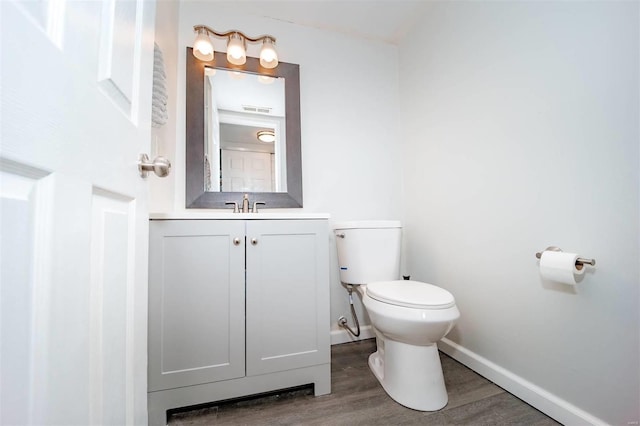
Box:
362 280 459 410
334 221 460 411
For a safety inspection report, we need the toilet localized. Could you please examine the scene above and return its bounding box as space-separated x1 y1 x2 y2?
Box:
334 220 460 411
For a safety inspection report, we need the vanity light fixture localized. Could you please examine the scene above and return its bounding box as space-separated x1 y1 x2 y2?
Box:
259 37 278 68
257 130 276 143
226 33 246 65
193 28 215 61
192 25 279 69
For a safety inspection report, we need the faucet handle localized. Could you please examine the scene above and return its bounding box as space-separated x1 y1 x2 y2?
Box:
225 201 239 213
252 201 266 213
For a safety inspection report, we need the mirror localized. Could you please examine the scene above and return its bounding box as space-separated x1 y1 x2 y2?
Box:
186 48 302 208
204 68 286 193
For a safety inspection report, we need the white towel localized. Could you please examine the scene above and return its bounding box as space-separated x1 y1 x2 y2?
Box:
151 43 168 128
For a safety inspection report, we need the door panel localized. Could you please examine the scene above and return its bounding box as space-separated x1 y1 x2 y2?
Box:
89 190 136 425
148 220 246 392
0 161 49 425
98 0 140 115
245 220 330 376
2 169 95 424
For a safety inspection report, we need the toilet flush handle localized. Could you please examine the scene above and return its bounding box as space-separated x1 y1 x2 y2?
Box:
336 233 345 238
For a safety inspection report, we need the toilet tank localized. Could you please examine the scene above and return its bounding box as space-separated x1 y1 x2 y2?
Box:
334 220 402 285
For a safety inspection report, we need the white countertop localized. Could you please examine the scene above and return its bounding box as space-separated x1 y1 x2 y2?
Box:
150 211 331 220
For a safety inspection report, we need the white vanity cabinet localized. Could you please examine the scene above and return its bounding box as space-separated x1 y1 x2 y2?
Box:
147 218 330 425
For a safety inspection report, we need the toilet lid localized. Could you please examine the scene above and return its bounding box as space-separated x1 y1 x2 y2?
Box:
366 280 455 309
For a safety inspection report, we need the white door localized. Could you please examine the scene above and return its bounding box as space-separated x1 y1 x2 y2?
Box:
1 1 156 425
221 149 273 192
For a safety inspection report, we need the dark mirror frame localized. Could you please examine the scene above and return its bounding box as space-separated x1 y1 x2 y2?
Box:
186 47 303 208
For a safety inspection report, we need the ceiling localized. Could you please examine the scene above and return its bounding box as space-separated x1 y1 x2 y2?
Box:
207 69 286 117
211 1 429 45
220 123 276 154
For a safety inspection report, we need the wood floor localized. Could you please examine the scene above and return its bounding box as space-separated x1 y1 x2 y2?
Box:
168 339 560 425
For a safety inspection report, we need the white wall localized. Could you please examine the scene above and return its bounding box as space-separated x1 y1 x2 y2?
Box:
153 1 404 338
399 2 639 425
149 0 179 213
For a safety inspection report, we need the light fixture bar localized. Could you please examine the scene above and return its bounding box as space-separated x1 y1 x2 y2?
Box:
192 25 279 69
193 25 276 44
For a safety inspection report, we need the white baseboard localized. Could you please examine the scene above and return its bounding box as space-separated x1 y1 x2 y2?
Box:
439 338 607 426
330 325 376 345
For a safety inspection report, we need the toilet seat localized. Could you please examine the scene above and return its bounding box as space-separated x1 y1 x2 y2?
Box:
366 280 455 309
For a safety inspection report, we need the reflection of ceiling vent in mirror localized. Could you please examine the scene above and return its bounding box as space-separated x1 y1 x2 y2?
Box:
242 104 272 114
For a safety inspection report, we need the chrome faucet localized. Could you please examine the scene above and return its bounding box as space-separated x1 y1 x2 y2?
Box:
241 194 250 213
226 194 265 213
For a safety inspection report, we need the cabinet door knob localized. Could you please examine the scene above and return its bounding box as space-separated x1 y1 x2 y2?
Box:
251 238 258 245
233 237 241 246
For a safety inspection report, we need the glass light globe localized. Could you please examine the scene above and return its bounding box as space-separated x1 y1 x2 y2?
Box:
193 29 214 61
260 38 278 69
227 33 246 65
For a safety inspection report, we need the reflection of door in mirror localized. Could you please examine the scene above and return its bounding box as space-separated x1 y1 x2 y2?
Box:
220 123 274 192
204 67 287 193
222 149 272 191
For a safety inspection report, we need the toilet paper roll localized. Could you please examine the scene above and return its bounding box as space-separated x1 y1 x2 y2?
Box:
539 251 585 285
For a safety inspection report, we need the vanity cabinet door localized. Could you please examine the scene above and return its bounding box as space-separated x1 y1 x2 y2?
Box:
148 220 245 391
245 220 330 376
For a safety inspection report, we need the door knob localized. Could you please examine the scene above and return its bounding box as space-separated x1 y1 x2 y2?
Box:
251 238 258 245
138 153 171 178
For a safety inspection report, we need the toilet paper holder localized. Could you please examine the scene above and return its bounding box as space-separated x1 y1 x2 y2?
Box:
535 246 596 267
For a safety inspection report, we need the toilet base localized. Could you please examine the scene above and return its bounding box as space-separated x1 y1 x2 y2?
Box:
368 339 448 411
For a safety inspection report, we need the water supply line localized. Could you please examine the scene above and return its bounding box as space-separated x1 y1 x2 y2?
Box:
338 285 360 337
